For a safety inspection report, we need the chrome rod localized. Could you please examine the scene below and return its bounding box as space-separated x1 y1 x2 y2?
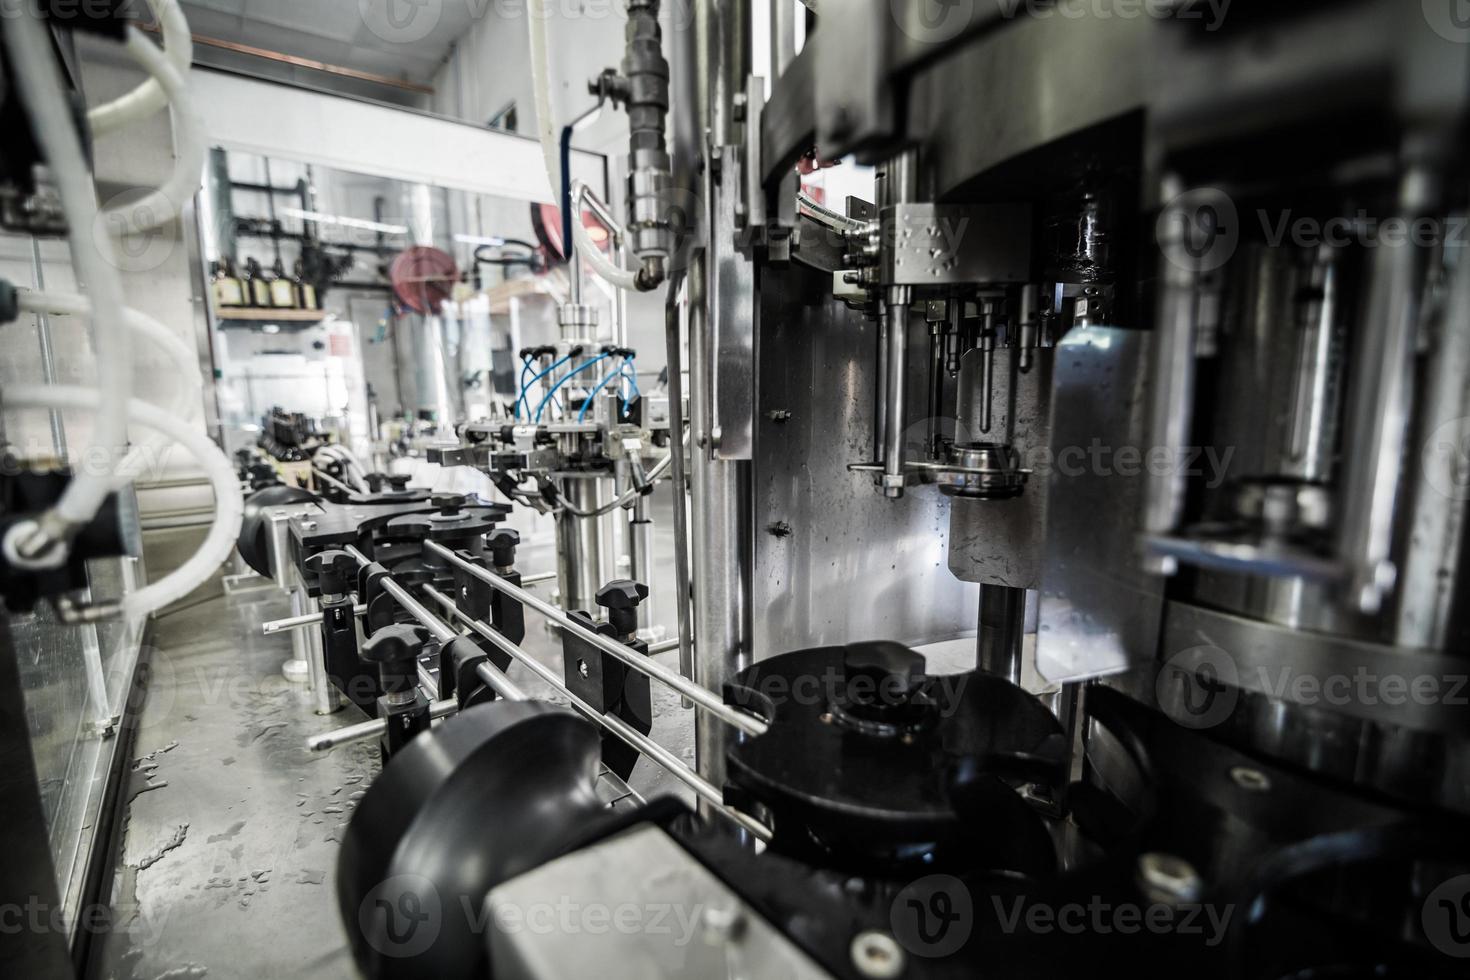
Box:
423 585 771 842
474 660 528 702
424 541 767 738
262 604 367 635
343 545 524 701
307 699 457 752
262 567 557 635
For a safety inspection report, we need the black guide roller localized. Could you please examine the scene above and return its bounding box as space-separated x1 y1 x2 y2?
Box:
337 702 643 980
725 641 1067 877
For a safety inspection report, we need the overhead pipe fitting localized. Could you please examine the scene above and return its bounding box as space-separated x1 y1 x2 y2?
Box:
591 0 675 288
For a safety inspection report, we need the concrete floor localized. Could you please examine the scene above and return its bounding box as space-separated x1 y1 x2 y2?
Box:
93 502 697 980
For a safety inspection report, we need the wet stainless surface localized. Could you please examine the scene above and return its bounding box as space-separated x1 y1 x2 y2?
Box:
93 501 696 980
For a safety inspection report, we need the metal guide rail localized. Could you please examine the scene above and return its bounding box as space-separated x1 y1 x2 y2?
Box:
422 539 769 738
301 541 772 841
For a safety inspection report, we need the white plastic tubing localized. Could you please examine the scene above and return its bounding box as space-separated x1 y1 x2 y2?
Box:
527 0 642 291
3 2 233 615
7 385 243 621
87 0 193 135
102 14 207 239
2 8 134 542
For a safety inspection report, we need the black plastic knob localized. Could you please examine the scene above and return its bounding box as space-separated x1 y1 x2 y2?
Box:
432 492 466 517
305 549 357 596
360 623 432 695
595 579 649 636
485 528 520 568
387 474 412 491
364 473 387 493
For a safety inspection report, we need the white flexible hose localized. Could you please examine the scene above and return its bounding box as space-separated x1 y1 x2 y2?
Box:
528 0 643 292
2 11 134 552
573 208 641 290
17 290 201 488
4 386 243 621
87 0 192 135
99 27 206 237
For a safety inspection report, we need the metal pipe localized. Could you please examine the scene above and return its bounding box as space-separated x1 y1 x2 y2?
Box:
686 246 756 804
377 576 457 644
343 545 526 702
880 150 918 500
307 699 458 753
1141 176 1203 572
138 21 437 95
664 271 696 704
474 660 529 702
260 570 558 634
1336 164 1436 614
557 477 605 614
424 584 770 841
30 237 65 457
309 596 343 715
977 584 1026 686
425 540 766 737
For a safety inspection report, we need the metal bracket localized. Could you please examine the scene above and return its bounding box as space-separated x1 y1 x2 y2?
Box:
559 610 652 781
879 202 1033 287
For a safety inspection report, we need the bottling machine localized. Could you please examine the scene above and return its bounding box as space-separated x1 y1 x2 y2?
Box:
6 0 1470 978
233 3 1470 977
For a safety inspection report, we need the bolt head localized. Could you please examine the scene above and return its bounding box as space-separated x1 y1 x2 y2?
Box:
1136 852 1203 907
